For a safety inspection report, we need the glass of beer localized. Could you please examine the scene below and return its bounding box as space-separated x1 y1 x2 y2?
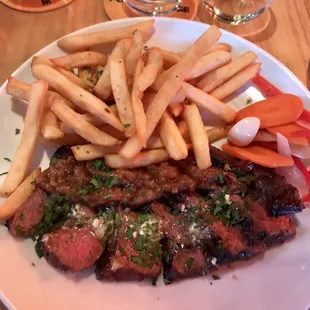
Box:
123 0 182 16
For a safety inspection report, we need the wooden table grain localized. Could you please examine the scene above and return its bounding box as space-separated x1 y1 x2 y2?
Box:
0 0 309 309
0 0 309 86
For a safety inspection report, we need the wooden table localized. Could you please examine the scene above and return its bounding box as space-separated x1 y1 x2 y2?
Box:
0 0 310 86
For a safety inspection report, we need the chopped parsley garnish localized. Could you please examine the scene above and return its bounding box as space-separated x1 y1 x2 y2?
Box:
94 69 103 81
90 175 101 188
238 174 256 184
3 157 11 162
246 98 253 105
50 157 58 165
218 174 225 184
15 128 20 135
131 256 144 266
93 159 109 171
185 257 194 268
171 209 180 216
0 171 8 176
212 274 220 280
35 242 43 258
206 192 244 227
134 234 144 252
19 212 25 221
124 123 131 128
125 227 134 240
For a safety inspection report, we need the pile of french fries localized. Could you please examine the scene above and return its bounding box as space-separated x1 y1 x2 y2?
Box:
0 19 262 205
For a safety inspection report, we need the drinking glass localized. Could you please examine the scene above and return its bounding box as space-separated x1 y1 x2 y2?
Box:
123 0 182 16
199 0 273 37
202 0 273 24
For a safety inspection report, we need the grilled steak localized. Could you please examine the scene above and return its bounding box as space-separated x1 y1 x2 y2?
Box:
8 145 301 281
96 208 162 282
35 146 302 217
40 205 104 272
8 189 46 236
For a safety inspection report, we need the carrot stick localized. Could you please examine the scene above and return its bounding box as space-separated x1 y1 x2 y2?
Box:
235 94 304 128
221 143 294 168
266 123 309 146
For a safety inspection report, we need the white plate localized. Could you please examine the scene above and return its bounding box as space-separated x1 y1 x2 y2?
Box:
1 17 310 310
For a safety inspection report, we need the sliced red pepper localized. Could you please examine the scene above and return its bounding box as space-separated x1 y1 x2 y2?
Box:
290 130 310 137
293 156 310 187
302 192 310 203
299 109 310 123
252 74 282 97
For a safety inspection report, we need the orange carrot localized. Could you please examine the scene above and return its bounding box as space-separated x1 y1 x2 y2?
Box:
222 143 294 168
267 123 309 145
235 94 304 128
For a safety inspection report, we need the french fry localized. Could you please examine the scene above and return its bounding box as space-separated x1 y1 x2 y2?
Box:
197 51 258 92
78 67 95 88
6 76 30 101
51 51 107 70
71 144 124 161
0 168 41 217
38 133 88 147
31 56 55 68
72 131 165 161
151 50 230 91
32 64 123 131
156 48 181 69
177 120 189 140
183 103 211 169
142 91 157 110
182 82 236 123
185 50 231 80
110 55 135 136
93 39 132 100
207 126 231 143
210 62 262 100
57 67 89 89
32 56 88 88
178 43 232 58
0 81 48 195
132 59 147 146
119 25 222 159
41 110 64 140
51 97 120 146
160 112 188 160
58 19 155 52
169 103 183 117
105 149 170 169
125 30 144 84
137 49 163 92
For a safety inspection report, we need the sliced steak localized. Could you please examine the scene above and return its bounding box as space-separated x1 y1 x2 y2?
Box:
96 209 162 282
40 226 104 272
9 189 46 236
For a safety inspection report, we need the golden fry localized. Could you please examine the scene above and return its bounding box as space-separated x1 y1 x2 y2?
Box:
58 20 154 52
0 169 41 218
120 25 222 158
0 81 48 195
105 149 170 169
183 103 211 169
